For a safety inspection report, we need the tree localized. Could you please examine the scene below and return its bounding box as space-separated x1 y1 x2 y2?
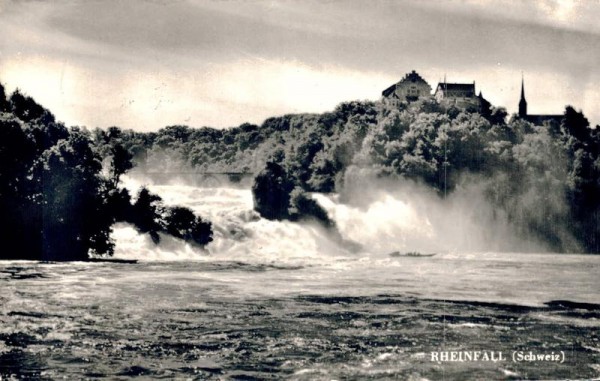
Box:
252 162 295 220
562 106 590 144
129 188 164 243
0 83 8 112
35 131 113 260
0 117 37 259
106 187 133 223
10 90 55 123
164 206 213 246
288 187 334 228
109 143 134 189
486 107 508 126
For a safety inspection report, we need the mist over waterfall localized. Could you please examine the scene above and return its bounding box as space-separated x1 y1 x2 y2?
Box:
112 170 546 263
328 167 549 254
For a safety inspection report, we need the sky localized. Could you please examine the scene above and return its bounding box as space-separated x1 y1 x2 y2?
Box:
0 0 599 131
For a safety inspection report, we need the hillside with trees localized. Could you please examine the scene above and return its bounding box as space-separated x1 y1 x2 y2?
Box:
0 85 213 261
112 97 600 254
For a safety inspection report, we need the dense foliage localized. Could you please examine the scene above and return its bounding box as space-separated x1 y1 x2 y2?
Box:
110 96 599 253
354 101 600 253
111 101 379 192
0 85 213 261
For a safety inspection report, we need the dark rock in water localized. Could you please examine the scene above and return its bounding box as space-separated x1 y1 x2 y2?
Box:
0 266 48 280
388 251 436 257
545 300 600 311
87 258 138 264
0 332 39 348
119 365 153 376
0 350 49 380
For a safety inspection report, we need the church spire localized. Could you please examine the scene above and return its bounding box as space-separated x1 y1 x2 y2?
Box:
519 72 528 118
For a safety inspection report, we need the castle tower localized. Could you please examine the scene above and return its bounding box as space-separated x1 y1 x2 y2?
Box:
519 75 528 118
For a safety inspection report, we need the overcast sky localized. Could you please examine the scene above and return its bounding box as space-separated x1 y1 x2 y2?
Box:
1 0 599 130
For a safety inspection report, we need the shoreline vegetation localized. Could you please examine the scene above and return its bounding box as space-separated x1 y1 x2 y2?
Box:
0 84 213 261
1 82 600 260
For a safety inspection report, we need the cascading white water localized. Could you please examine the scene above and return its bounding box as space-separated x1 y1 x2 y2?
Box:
113 176 352 263
113 172 545 263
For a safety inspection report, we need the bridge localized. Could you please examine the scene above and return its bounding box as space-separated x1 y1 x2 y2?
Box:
138 172 255 187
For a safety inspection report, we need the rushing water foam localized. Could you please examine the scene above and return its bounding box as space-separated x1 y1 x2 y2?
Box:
114 177 353 264
115 174 542 264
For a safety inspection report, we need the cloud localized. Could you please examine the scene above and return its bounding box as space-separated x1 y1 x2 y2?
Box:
0 55 394 130
414 0 600 35
0 0 598 129
8 0 599 74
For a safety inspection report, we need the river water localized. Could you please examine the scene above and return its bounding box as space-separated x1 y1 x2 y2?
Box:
1 179 599 380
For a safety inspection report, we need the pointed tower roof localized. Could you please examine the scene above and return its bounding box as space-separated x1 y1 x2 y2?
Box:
519 72 528 117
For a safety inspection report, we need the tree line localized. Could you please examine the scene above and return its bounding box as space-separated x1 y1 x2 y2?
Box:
108 97 599 253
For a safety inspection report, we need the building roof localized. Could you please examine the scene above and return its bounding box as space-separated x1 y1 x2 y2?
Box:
435 83 475 93
382 84 396 97
401 70 429 84
382 70 430 97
